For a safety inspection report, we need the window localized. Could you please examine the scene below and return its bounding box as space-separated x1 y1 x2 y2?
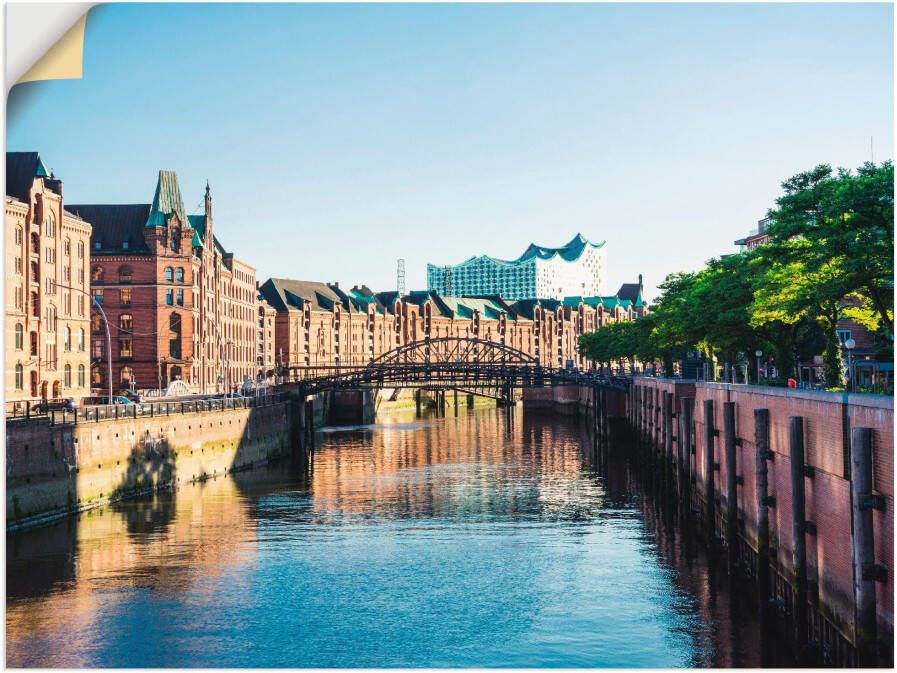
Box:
175 267 185 283
169 313 182 359
14 324 23 350
170 227 180 253
78 241 84 258
92 288 103 306
120 287 132 306
30 232 39 255
91 266 104 282
14 364 23 390
92 340 105 359
837 329 852 345
64 238 71 256
121 366 134 385
14 257 22 275
166 289 173 306
78 364 85 387
78 294 85 317
78 328 85 351
91 313 103 332
119 314 133 332
118 266 132 283
30 331 37 356
176 289 184 306
92 366 104 386
64 364 72 388
63 326 71 351
15 226 22 246
45 213 55 237
78 268 84 284
46 305 56 332
119 338 133 358
164 267 173 282
45 277 55 294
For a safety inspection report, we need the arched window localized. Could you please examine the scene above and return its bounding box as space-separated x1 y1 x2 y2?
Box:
14 323 23 350
78 364 86 387
64 364 72 388
169 313 182 359
63 325 71 351
121 366 134 385
14 364 23 390
91 265 104 282
15 226 23 247
64 237 71 257
78 241 84 259
175 267 185 283
165 267 174 283
118 266 132 283
170 227 180 253
45 212 55 237
78 327 85 351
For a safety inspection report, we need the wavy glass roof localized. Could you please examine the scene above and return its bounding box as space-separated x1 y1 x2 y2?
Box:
443 233 605 269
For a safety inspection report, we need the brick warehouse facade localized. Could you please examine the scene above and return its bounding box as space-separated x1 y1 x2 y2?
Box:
69 171 257 395
258 277 647 372
5 153 93 404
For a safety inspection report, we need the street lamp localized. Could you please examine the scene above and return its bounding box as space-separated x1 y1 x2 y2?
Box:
755 349 763 384
844 338 856 392
57 283 113 404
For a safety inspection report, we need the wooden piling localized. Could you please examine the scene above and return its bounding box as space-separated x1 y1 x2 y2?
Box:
454 388 459 416
664 391 674 473
850 426 877 667
703 399 716 540
723 401 737 571
415 389 422 417
789 415 808 658
755 408 771 617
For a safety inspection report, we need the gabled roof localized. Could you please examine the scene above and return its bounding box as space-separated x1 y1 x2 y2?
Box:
145 170 191 229
616 283 644 308
259 278 366 313
67 204 152 254
6 151 49 202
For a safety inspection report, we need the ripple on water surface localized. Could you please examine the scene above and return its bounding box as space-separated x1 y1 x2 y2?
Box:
8 409 744 667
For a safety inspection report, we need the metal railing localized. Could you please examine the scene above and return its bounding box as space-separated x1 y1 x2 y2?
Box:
6 391 289 427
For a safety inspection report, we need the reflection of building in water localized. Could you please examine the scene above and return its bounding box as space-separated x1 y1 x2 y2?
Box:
6 473 267 666
309 410 600 519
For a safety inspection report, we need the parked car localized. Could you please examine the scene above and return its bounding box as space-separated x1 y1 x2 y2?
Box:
119 388 142 403
36 398 76 413
81 396 135 406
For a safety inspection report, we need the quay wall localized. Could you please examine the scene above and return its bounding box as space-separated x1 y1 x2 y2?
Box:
522 384 626 417
631 377 893 659
6 401 294 531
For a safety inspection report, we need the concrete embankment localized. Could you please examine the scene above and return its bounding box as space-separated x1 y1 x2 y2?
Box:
6 396 328 531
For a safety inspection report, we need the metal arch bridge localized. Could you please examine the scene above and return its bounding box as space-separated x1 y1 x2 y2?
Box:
284 337 616 396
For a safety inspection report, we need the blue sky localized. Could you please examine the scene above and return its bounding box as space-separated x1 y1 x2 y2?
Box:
7 2 893 300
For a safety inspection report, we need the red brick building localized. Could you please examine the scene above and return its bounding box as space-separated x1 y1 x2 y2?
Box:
258 277 646 374
70 171 257 394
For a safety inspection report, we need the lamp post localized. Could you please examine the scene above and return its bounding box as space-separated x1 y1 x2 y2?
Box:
845 338 856 392
57 283 113 404
755 349 763 384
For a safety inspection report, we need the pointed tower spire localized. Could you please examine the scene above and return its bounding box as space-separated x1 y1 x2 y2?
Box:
204 180 213 248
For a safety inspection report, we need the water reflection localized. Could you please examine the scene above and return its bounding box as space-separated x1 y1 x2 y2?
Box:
8 407 773 667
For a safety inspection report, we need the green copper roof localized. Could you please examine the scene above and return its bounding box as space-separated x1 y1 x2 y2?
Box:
145 170 191 229
35 157 49 178
188 215 205 248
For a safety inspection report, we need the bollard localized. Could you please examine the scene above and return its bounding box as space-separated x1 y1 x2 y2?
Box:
789 416 808 658
850 427 877 667
723 401 738 572
703 399 715 541
755 408 771 618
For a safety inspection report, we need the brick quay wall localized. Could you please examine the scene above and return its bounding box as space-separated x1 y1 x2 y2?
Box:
6 401 298 531
629 378 893 664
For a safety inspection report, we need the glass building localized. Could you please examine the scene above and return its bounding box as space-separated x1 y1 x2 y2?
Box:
427 233 606 301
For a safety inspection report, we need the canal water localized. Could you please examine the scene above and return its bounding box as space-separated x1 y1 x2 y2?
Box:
7 407 779 667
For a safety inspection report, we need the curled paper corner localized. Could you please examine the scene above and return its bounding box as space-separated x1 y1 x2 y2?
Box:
16 11 89 86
